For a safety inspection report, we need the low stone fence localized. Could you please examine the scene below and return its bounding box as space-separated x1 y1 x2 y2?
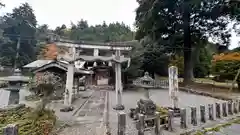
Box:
114 100 240 135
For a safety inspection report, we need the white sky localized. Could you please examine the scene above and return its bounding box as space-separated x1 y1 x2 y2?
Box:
0 0 240 49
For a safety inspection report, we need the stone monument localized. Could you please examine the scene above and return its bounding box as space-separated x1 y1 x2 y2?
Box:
168 66 179 109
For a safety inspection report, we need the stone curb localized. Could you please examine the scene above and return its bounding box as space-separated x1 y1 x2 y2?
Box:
179 87 234 101
72 91 94 116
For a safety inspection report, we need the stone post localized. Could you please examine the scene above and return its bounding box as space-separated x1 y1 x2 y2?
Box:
200 105 206 123
154 112 161 135
180 108 187 129
168 110 174 131
104 91 110 134
114 50 124 110
208 104 214 120
238 100 240 112
222 102 227 117
234 101 238 113
228 101 233 115
138 114 145 135
191 107 197 126
118 111 126 135
3 124 18 135
168 66 179 109
215 103 221 118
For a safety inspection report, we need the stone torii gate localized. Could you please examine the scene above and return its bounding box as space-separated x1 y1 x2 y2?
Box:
55 40 133 110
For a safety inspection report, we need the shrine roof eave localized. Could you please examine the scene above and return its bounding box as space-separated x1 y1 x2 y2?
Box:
72 55 130 63
23 60 54 68
31 61 93 75
55 39 135 47
54 40 133 51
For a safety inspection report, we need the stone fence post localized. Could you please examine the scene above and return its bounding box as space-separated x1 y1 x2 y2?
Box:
154 112 161 135
228 101 233 115
168 110 174 131
215 103 221 118
138 114 145 135
208 104 214 120
3 124 18 135
118 112 126 135
234 101 238 114
191 107 197 126
200 105 206 123
222 102 227 117
180 108 187 129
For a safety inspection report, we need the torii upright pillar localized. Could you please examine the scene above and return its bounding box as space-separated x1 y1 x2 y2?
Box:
113 50 124 110
64 46 76 106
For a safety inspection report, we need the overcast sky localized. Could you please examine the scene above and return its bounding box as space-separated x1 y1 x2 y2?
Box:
1 0 240 49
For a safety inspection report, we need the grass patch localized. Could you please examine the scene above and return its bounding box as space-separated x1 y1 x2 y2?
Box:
0 106 56 135
192 118 240 135
25 95 41 101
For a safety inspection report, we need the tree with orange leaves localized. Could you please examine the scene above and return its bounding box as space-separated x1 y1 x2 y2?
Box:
38 43 58 60
212 49 240 91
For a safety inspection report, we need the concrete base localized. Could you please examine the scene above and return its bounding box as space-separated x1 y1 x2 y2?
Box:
113 104 125 110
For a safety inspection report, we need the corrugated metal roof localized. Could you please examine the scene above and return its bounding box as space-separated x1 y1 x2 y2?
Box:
24 60 86 69
23 60 54 68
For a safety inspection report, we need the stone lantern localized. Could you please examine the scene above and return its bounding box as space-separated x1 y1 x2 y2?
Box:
132 72 156 116
0 69 29 107
138 72 154 99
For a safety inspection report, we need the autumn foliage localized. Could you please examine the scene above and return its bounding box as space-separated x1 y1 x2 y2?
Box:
42 44 58 60
213 52 240 62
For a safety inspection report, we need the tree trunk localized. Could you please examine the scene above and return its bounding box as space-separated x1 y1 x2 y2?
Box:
183 1 194 85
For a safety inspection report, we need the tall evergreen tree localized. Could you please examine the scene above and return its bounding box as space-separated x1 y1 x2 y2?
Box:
135 0 239 84
0 3 37 67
